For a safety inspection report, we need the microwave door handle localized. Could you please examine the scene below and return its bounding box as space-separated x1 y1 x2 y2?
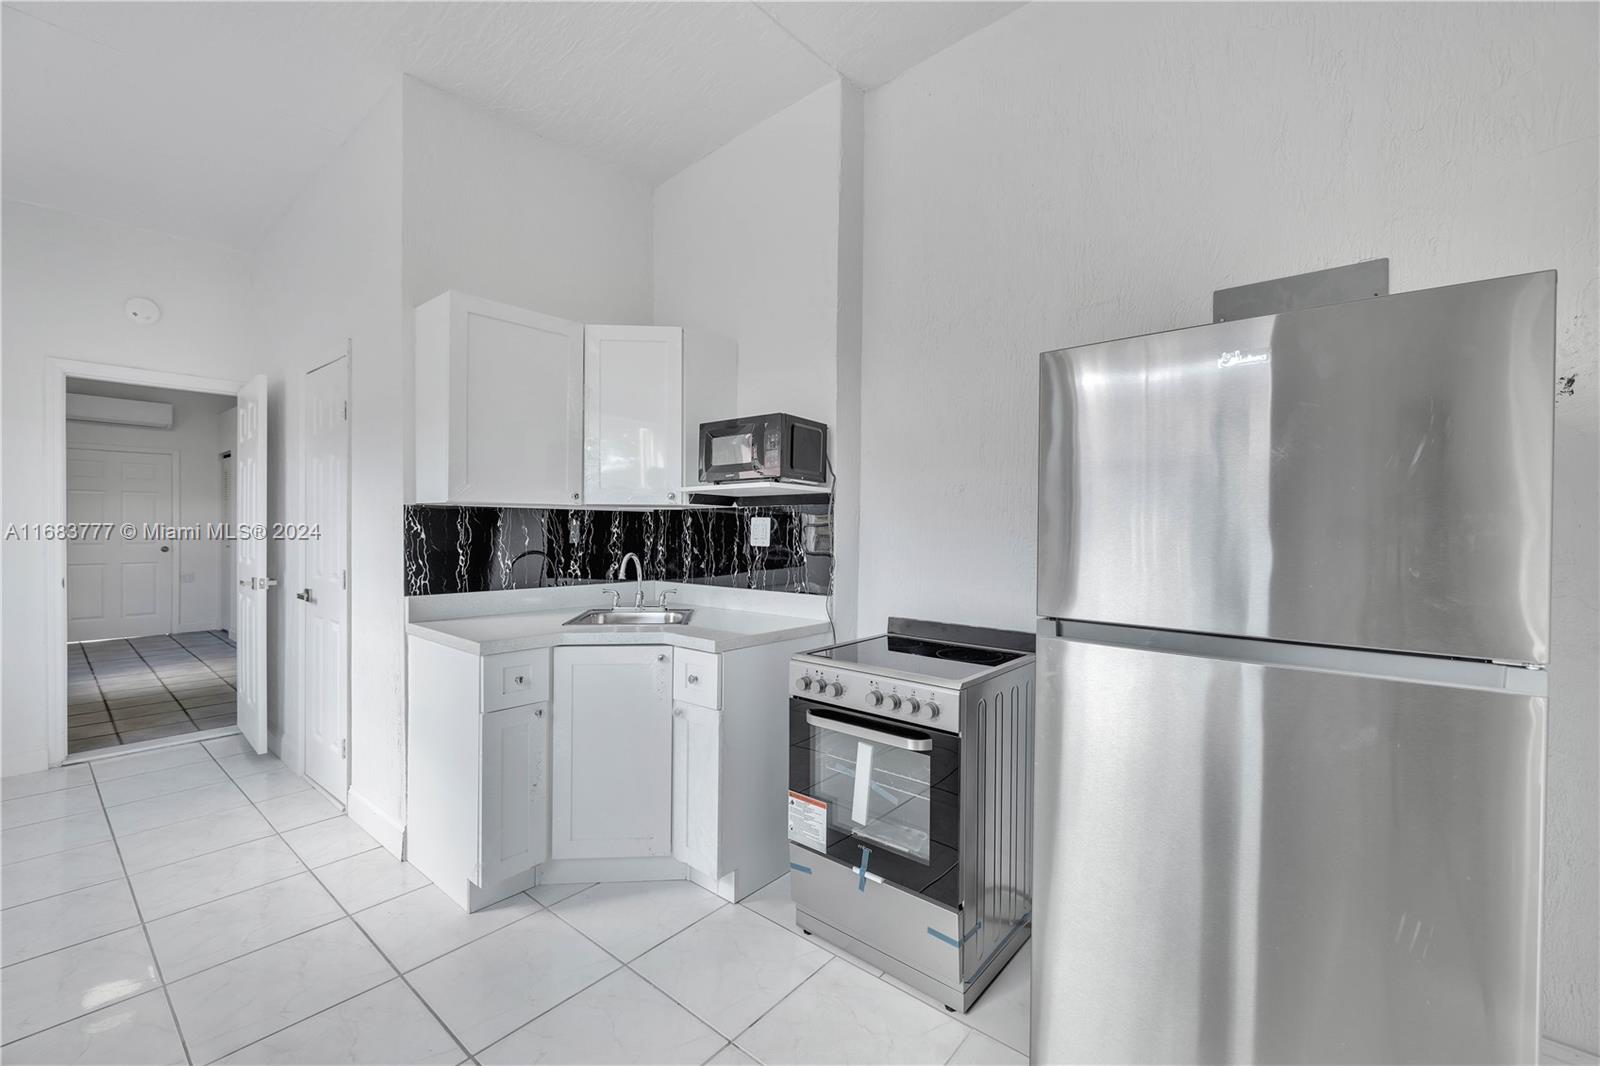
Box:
805 710 934 752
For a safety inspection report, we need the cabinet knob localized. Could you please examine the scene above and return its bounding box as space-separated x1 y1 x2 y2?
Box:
667 492 676 501
674 707 685 718
513 675 526 685
687 673 699 684
656 653 667 662
534 707 544 718
571 493 580 501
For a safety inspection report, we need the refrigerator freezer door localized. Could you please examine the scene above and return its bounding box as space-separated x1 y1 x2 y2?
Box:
1032 634 1544 1065
1038 271 1554 664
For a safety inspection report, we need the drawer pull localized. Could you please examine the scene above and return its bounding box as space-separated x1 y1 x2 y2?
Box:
513 674 527 686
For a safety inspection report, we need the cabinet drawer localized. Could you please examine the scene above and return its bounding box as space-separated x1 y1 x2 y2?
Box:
673 649 719 708
483 650 550 711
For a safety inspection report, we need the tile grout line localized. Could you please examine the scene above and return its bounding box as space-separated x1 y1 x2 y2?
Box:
72 639 127 747
126 637 232 737
188 739 480 1066
85 755 196 1064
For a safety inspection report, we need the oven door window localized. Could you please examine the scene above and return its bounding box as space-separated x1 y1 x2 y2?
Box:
789 700 960 907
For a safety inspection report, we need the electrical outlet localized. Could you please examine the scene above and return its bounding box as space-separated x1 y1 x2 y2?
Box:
749 516 772 548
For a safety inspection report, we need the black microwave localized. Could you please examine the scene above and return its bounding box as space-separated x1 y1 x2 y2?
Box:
698 414 828 485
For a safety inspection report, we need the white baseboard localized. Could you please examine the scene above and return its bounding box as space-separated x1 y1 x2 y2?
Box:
2 746 50 777
1544 1036 1600 1065
345 787 404 857
536 856 686 884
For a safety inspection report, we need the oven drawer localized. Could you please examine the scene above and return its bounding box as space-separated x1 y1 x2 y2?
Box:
482 650 550 711
790 844 963 988
673 649 719 708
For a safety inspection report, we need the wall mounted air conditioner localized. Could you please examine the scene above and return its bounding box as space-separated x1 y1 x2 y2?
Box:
65 393 174 429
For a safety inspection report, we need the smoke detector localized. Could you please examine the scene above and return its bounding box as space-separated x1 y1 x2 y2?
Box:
124 297 161 325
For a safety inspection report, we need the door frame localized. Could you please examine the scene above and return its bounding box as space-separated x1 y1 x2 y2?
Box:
43 358 244 768
64 445 180 643
298 350 352 800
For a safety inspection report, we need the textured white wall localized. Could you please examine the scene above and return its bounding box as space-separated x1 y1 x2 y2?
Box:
402 79 655 329
252 88 404 842
654 81 845 428
653 79 864 635
858 2 1597 1049
1 203 258 775
65 384 234 634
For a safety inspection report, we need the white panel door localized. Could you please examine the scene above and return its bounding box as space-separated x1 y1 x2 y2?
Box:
66 449 174 641
672 701 722 878
583 325 684 505
301 357 349 797
551 645 673 859
480 702 549 886
235 374 271 755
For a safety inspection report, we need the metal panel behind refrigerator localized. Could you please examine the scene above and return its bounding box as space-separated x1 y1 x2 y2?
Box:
1033 271 1554 1064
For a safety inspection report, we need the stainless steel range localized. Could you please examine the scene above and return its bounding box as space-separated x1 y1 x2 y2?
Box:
786 618 1034 1012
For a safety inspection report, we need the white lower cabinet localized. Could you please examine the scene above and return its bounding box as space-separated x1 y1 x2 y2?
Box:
409 630 817 911
406 637 551 911
671 701 723 878
551 645 674 860
480 703 549 886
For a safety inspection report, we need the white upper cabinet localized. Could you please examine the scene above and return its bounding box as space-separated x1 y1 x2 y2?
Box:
415 291 584 506
584 325 736 506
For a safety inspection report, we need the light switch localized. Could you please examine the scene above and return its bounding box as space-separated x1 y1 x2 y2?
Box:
749 516 772 547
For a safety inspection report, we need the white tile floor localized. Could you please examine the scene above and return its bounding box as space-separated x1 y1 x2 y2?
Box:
67 633 237 754
1 737 1030 1065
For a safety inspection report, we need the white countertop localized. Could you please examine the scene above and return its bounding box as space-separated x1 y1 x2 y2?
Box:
406 601 833 656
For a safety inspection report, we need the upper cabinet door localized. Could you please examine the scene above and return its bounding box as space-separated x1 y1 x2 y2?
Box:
415 292 583 506
584 325 685 506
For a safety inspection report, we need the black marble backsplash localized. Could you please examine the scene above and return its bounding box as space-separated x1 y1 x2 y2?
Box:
404 504 832 596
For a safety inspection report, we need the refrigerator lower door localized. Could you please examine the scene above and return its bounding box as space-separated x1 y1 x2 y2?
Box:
1033 633 1544 1065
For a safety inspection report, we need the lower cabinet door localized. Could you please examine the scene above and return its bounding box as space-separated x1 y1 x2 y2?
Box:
551 646 674 859
671 702 722 878
478 702 548 886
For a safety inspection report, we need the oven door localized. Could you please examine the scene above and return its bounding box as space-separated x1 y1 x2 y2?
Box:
788 697 961 908
699 418 771 482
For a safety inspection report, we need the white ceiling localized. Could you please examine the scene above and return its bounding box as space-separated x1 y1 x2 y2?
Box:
2 1 1021 250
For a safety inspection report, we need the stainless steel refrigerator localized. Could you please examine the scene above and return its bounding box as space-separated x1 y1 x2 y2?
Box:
1033 271 1554 1065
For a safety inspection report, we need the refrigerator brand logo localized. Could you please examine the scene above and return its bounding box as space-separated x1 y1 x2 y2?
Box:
1218 349 1271 369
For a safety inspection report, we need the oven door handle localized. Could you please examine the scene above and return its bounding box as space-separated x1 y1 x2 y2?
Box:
805 709 934 752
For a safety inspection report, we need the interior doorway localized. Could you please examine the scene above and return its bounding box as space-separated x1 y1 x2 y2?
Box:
62 378 240 755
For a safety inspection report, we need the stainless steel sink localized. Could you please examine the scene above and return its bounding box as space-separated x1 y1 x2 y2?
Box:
564 608 695 626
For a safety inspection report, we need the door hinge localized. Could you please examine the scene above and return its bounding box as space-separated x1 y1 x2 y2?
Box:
341 569 347 590
341 738 348 759
342 400 348 421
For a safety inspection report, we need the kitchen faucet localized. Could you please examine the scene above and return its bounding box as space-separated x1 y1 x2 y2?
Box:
618 552 645 609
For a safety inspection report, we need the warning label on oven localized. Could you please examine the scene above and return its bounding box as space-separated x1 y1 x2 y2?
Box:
787 791 828 852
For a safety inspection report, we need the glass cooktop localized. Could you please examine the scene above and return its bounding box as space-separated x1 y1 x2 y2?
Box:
810 635 1024 681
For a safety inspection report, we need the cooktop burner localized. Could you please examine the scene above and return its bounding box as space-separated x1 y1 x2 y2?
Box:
810 635 1024 681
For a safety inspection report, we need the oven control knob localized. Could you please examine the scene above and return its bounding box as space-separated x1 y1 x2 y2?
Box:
906 697 921 715
867 690 884 707
797 676 813 692
828 681 845 698
925 701 941 720
885 693 902 710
